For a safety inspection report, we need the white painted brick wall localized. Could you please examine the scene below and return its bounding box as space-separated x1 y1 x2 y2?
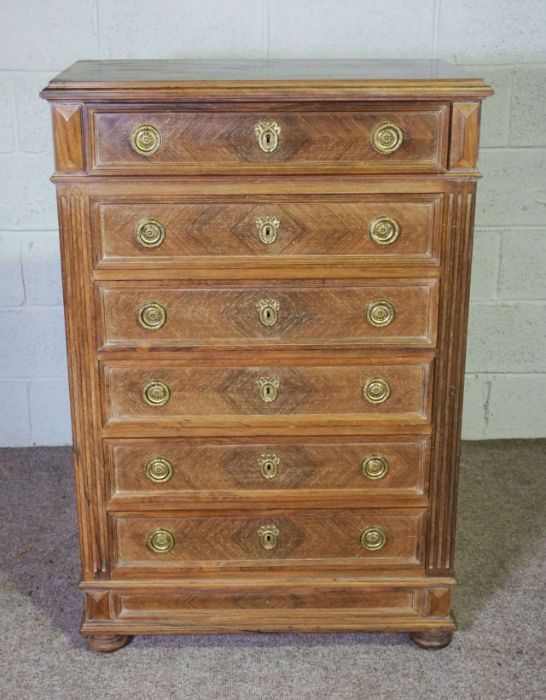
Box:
0 0 545 445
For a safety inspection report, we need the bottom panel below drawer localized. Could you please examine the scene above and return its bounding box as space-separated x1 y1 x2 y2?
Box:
111 509 425 575
82 580 455 634
116 587 414 615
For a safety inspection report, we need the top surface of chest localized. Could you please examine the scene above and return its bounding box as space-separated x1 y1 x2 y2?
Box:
42 58 491 95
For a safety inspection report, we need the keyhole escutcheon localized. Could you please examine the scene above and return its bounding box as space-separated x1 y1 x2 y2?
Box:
258 524 279 550
255 121 281 153
258 375 280 403
258 453 280 480
256 216 280 245
257 298 280 327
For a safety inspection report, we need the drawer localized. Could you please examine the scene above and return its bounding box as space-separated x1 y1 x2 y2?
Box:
110 510 425 574
98 281 439 350
112 586 421 625
106 437 430 505
94 195 442 268
102 359 432 429
89 105 448 174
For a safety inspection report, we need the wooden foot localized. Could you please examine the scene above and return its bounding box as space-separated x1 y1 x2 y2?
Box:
85 634 133 653
410 630 454 650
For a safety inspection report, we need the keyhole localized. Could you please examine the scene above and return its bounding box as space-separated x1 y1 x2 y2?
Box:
258 376 279 403
265 132 271 145
264 462 274 475
265 533 273 544
265 308 272 322
264 226 271 238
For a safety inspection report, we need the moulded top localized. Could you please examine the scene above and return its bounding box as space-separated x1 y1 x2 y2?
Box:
41 59 493 101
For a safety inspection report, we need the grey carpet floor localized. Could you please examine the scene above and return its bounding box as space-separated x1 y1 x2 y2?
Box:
0 440 544 700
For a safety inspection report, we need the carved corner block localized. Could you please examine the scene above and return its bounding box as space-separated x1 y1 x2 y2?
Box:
84 591 111 621
52 104 85 173
425 588 452 617
449 102 481 170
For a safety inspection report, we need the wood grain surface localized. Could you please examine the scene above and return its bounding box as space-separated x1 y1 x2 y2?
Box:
102 360 432 422
111 509 425 573
90 105 448 175
98 281 438 349
95 194 442 267
106 436 430 506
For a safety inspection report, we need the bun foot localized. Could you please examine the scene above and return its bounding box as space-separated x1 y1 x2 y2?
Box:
410 630 453 650
85 634 133 653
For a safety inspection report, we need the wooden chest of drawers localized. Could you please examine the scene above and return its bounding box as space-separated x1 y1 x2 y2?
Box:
41 60 492 652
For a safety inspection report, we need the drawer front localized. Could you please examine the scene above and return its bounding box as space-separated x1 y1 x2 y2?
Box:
90 106 448 174
99 282 438 349
94 195 442 267
111 510 425 573
103 361 432 424
113 586 419 621
107 438 429 501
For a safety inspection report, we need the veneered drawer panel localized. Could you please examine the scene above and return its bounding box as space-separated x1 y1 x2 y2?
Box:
106 437 430 504
94 195 442 266
90 106 448 174
102 360 432 425
111 510 425 574
114 587 417 617
99 281 438 349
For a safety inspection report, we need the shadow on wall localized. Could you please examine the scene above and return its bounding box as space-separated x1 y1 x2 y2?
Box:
0 441 544 648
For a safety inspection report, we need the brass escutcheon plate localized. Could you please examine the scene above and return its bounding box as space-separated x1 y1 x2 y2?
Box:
258 453 280 479
255 121 281 152
255 216 280 245
257 298 280 327
258 376 280 403
258 524 280 550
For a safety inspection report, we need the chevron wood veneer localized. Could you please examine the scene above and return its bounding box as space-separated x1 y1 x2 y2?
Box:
41 59 492 652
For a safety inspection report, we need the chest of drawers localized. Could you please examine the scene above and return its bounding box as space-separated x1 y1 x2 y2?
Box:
41 60 492 652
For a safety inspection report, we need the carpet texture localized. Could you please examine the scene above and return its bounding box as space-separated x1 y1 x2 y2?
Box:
0 440 544 699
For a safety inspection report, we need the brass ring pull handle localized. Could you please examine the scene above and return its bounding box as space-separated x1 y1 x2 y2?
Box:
360 526 388 551
135 218 166 248
145 457 173 483
258 524 279 550
371 122 404 154
257 298 280 327
258 453 280 480
256 216 280 245
147 528 175 554
142 380 171 406
361 455 389 480
255 121 281 152
258 376 280 403
138 302 167 330
363 377 391 404
130 123 162 156
366 300 395 328
368 216 400 245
